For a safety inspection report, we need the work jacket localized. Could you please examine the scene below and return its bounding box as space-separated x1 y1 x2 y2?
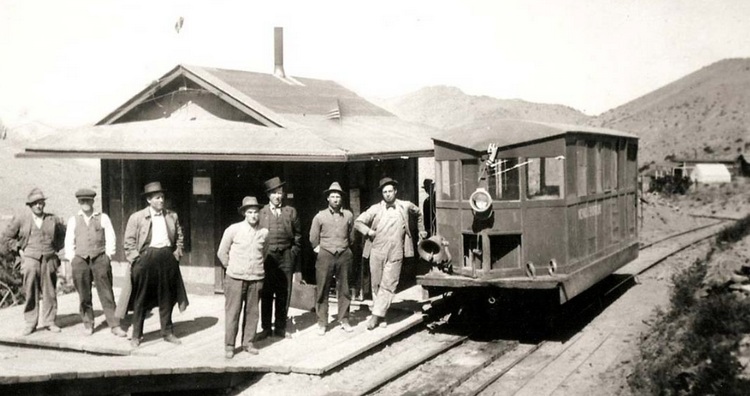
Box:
123 207 184 263
354 199 424 259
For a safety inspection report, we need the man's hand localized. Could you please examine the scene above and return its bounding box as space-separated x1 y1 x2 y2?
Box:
419 231 428 240
18 249 25 259
367 229 376 239
313 246 320 254
293 271 302 284
173 248 183 261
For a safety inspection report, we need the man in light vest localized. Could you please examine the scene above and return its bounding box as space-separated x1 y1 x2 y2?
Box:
64 188 127 337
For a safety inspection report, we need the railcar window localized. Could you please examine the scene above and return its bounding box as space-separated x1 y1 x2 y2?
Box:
577 141 587 197
626 143 637 188
436 160 460 200
587 141 601 194
603 142 617 191
488 158 520 201
526 157 564 200
461 159 480 200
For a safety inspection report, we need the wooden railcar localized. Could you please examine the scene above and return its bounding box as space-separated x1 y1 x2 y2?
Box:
417 119 639 305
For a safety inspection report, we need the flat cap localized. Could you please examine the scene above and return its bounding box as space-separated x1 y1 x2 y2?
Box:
75 188 96 199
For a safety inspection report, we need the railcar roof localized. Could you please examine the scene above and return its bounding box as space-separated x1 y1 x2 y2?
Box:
433 119 638 153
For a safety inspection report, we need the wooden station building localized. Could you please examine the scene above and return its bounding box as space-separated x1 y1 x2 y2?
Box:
21 58 438 292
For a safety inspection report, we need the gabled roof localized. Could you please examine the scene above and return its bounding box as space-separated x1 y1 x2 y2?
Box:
20 118 434 162
433 119 637 153
23 64 438 162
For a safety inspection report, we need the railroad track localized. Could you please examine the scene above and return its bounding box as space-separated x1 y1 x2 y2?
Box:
349 219 734 396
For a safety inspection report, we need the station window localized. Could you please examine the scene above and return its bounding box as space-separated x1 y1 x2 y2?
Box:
488 158 520 201
462 159 480 200
526 157 564 200
436 160 460 200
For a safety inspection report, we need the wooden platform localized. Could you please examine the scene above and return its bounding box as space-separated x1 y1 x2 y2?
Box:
0 285 426 389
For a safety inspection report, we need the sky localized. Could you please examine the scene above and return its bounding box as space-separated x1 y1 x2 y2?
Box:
1 0 749 128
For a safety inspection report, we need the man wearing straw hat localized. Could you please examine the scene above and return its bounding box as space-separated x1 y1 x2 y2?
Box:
310 182 355 336
217 196 268 359
355 177 427 330
64 188 127 337
1 188 66 335
123 181 189 347
258 176 302 339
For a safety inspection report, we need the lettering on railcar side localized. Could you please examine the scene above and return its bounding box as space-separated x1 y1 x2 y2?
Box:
578 204 602 220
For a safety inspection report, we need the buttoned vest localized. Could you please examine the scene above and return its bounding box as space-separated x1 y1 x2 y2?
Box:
74 215 106 259
266 214 291 250
25 222 55 257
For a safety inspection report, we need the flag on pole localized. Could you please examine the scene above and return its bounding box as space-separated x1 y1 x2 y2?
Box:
175 16 184 34
325 99 341 121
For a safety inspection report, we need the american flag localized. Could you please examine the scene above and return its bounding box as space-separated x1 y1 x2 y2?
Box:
325 99 341 120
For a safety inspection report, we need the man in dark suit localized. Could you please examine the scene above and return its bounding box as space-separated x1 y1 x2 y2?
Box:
1 188 66 335
258 177 302 339
123 181 189 347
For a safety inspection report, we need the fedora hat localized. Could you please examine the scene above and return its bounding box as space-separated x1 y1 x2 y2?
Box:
238 196 262 214
264 177 286 193
378 177 398 191
141 181 166 196
422 179 434 190
75 188 96 200
26 188 47 205
324 181 345 196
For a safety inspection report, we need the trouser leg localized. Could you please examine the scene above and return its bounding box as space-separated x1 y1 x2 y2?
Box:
72 256 94 327
40 255 58 327
157 249 176 336
224 275 242 347
336 249 353 323
369 251 385 304
91 254 119 328
277 249 293 332
21 257 41 328
130 253 150 340
315 250 335 326
241 280 262 348
372 256 402 318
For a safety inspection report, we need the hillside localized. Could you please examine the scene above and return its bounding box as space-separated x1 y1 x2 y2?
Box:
374 85 590 130
592 58 750 164
0 122 100 221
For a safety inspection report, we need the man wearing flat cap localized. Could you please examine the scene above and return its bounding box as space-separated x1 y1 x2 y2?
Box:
310 182 355 335
258 176 302 339
64 188 126 337
1 188 66 335
217 196 268 358
355 177 427 330
123 181 189 347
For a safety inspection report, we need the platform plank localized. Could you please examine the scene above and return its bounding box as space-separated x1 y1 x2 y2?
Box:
0 285 429 388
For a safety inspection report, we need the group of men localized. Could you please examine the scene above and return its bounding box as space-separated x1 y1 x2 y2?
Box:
1 175 427 361
0 183 188 347
217 176 426 358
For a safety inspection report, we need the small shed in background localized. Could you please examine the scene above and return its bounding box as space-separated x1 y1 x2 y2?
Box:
689 163 732 184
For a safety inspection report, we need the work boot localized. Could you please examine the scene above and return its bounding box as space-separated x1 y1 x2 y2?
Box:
366 315 380 330
47 324 61 333
340 321 353 333
255 328 271 341
130 337 141 348
22 325 35 336
225 346 235 359
163 334 182 344
317 324 326 336
82 325 94 336
243 345 260 355
111 327 127 338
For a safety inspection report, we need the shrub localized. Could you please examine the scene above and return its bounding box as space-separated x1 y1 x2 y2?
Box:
649 175 693 196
